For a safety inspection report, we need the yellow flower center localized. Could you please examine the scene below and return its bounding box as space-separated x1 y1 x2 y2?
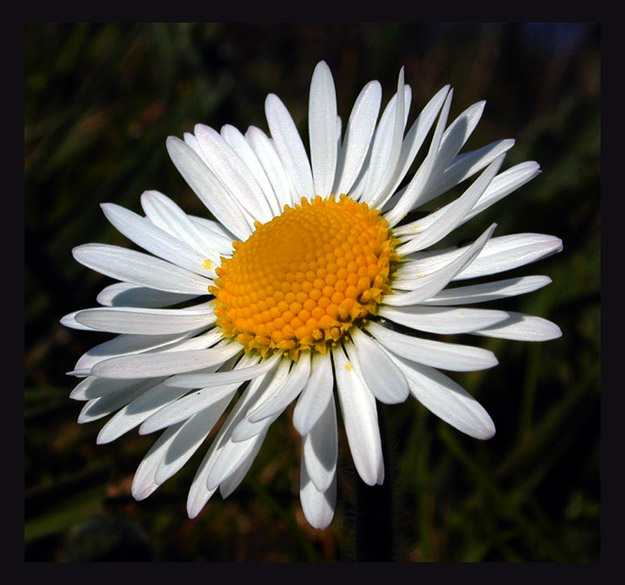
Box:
210 195 398 360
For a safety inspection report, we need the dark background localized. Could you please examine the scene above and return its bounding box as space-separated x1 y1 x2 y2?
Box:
24 23 600 562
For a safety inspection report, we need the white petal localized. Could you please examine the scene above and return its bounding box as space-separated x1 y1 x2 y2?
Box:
309 61 338 197
364 68 409 206
220 124 282 216
396 155 504 254
372 84 450 210
97 282 198 308
138 375 245 435
70 375 149 401
73 303 215 335
91 338 238 379
462 161 541 223
385 88 453 225
333 80 382 196
77 379 155 423
154 396 233 485
96 381 189 444
245 126 294 209
131 422 184 501
332 346 384 486
73 243 212 295
397 234 562 283
387 224 496 305
140 190 233 258
345 329 409 404
302 393 337 492
293 352 335 436
193 124 274 224
421 275 552 306
246 352 311 423
299 458 337 530
472 312 562 341
229 357 294 441
165 351 281 389
265 93 314 200
391 355 496 440
218 435 266 499
455 234 563 280
378 305 511 335
419 139 516 206
366 321 498 372
353 80 410 201
100 203 216 278
73 331 192 373
166 136 253 240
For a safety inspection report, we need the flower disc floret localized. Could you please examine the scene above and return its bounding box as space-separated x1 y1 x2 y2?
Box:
211 195 399 359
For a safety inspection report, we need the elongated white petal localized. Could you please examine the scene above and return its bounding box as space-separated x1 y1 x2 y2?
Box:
345 329 409 404
265 93 314 200
140 190 233 258
77 379 155 423
165 352 280 389
364 68 408 205
141 384 236 435
421 275 552 305
462 161 541 223
73 331 192 373
154 396 233 485
419 138 516 206
220 124 282 216
431 100 486 177
97 282 198 308
300 458 337 530
472 312 562 341
228 357 293 441
378 305 511 335
131 422 184 500
332 346 384 486
193 124 274 225
354 82 410 201
247 352 311 422
385 88 453 225
333 81 382 196
166 136 253 240
70 376 150 401
397 234 562 285
100 203 216 278
218 435 266 499
372 84 450 210
302 394 337 492
387 224 496 305
292 352 335 436
96 382 190 444
73 244 212 295
366 321 498 372
396 155 504 254
92 340 240 379
73 303 215 335
391 355 495 439
309 61 338 197
455 234 563 280
245 126 294 209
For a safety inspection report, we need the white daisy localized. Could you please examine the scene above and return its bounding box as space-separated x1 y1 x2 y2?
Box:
62 61 562 530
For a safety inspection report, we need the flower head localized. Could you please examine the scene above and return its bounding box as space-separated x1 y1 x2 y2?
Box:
63 61 562 529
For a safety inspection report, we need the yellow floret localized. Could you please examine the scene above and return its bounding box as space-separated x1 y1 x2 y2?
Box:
210 194 399 360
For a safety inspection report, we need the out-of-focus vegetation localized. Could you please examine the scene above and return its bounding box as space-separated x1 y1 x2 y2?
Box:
24 23 600 562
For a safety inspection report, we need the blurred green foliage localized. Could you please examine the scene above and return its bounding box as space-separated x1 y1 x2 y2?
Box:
24 23 600 562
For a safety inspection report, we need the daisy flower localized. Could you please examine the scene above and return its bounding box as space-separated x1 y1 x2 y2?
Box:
62 61 562 530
